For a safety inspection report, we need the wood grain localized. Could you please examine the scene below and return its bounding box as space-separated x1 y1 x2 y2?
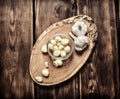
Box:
0 0 34 98
0 0 119 98
78 0 119 98
34 0 80 98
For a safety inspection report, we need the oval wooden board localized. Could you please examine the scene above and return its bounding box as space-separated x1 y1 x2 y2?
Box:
29 15 97 86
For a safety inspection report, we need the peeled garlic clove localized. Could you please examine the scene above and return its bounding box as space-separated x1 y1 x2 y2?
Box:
59 45 64 50
61 50 66 57
64 46 71 53
53 59 63 67
53 50 61 57
42 69 49 77
50 39 56 45
61 38 69 45
55 36 62 42
48 43 54 50
57 42 61 46
45 61 49 68
35 76 43 83
41 45 48 53
53 46 59 51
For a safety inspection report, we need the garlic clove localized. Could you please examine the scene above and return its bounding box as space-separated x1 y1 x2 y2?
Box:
64 46 71 53
53 50 61 57
55 36 62 42
41 45 48 53
48 43 54 50
42 69 49 77
59 45 64 50
53 59 63 67
35 76 43 83
45 61 49 68
61 50 66 57
50 39 56 45
61 38 69 45
53 46 59 51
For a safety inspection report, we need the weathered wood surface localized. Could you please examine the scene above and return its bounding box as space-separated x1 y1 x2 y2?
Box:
0 0 34 99
0 0 119 99
34 0 119 99
79 0 119 99
34 0 79 99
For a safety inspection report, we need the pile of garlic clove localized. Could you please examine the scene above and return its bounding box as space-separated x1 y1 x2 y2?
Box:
48 35 71 58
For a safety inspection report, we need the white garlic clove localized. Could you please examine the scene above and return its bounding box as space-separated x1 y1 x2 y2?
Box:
50 39 56 45
64 46 71 53
53 59 63 67
41 45 48 53
61 50 66 57
59 45 64 50
53 50 61 57
35 76 43 83
55 36 62 42
53 46 59 51
45 61 49 68
57 42 61 46
48 43 54 50
42 69 49 77
61 38 69 45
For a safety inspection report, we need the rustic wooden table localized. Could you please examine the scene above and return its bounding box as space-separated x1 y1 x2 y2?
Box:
0 0 119 99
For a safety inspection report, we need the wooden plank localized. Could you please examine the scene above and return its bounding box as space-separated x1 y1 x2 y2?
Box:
34 0 80 98
77 0 119 98
0 0 34 98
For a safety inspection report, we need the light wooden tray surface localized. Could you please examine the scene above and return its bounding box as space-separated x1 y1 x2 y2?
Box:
29 15 97 86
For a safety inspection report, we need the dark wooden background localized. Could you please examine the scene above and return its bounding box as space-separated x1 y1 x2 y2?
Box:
0 0 119 99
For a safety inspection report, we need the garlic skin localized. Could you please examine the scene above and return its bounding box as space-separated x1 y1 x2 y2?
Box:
53 59 63 67
42 69 49 77
72 21 87 36
35 76 43 83
41 45 48 53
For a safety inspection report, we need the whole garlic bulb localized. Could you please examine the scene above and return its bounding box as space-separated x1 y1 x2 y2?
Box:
69 32 89 51
72 21 87 36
